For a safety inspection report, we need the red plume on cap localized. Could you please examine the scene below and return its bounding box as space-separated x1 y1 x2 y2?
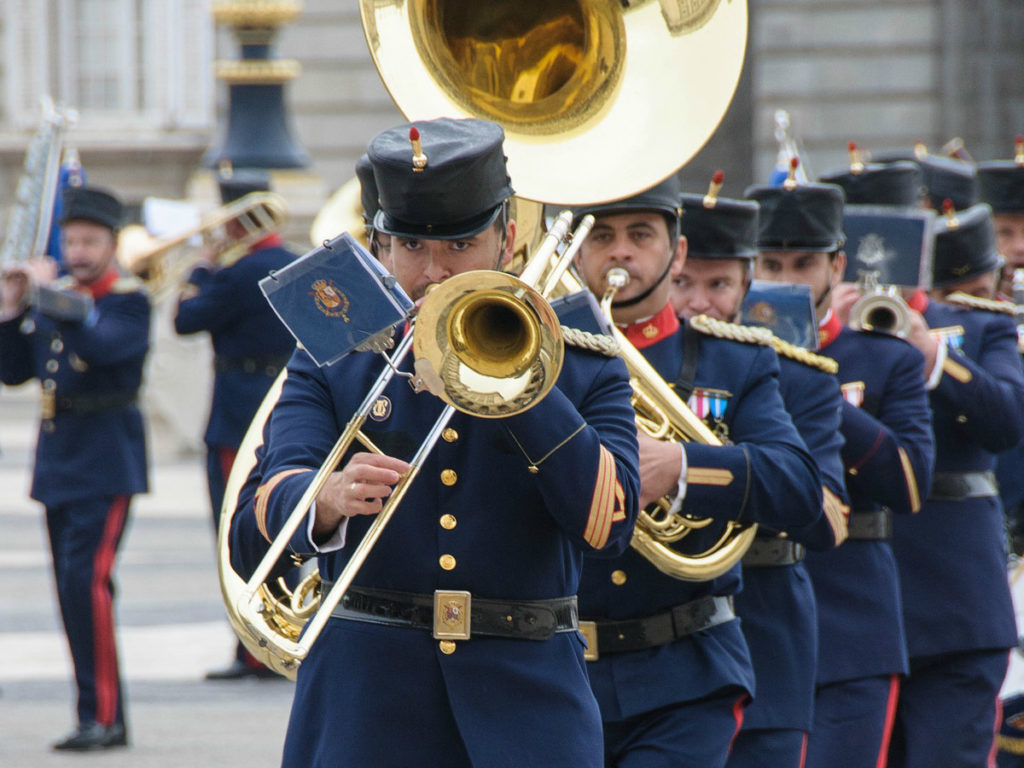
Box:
409 126 428 171
1015 134 1024 167
942 198 959 229
783 156 800 190
848 141 865 175
703 170 725 209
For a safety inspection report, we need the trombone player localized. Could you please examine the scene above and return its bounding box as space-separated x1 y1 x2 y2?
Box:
239 117 641 767
570 176 822 768
173 167 298 680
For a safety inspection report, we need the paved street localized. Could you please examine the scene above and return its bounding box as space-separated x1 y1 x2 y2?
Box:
0 384 294 767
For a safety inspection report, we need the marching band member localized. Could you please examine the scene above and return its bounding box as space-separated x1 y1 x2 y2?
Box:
247 117 641 767
571 176 822 768
977 141 1024 549
173 167 298 680
0 186 149 751
671 174 849 768
747 169 934 768
889 200 1024 768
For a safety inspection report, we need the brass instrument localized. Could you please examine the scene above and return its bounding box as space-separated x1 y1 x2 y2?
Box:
219 212 594 678
1 98 76 269
577 266 756 581
849 270 913 339
359 0 748 205
117 191 287 300
310 175 368 248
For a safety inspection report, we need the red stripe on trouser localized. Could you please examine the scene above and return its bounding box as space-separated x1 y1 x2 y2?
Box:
989 651 1011 768
218 446 238 491
799 732 808 768
875 674 901 768
91 495 128 726
728 695 749 753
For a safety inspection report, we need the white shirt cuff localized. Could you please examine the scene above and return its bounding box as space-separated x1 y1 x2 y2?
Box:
666 443 689 516
925 336 948 390
306 501 348 552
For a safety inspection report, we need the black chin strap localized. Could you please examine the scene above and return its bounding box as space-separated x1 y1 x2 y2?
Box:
611 253 676 309
815 281 833 310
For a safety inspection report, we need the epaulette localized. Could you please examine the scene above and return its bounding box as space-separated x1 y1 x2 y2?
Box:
944 291 1018 316
767 334 839 374
689 313 776 346
560 324 619 357
110 275 148 295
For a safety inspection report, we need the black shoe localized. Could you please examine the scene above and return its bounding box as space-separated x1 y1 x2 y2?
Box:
204 658 278 680
52 722 128 751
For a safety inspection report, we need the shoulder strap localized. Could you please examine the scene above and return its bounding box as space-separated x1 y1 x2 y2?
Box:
674 317 701 401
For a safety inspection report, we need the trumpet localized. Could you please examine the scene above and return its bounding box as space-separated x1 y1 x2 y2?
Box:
117 191 287 300
849 270 912 339
219 211 594 678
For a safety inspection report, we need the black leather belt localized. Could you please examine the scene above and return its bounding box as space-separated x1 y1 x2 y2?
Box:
742 538 805 567
929 471 999 502
579 595 735 661
848 509 892 540
328 585 578 641
214 354 289 376
53 391 138 416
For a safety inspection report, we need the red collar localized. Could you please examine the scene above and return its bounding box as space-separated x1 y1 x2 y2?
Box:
818 310 843 349
618 303 680 349
906 288 929 314
79 269 120 300
249 232 283 253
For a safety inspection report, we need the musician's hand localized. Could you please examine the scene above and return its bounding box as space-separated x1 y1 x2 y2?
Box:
906 310 939 376
637 431 684 510
832 282 860 327
0 267 30 317
313 452 411 537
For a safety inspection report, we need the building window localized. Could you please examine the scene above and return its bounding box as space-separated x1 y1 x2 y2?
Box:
3 0 213 130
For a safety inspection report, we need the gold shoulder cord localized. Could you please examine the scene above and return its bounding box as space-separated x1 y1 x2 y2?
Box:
768 336 839 374
689 314 776 346
944 291 1017 316
560 325 619 357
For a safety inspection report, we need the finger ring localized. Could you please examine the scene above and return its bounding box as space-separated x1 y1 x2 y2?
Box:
349 481 358 493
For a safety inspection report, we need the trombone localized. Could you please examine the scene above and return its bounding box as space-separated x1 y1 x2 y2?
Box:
117 191 287 301
220 211 594 678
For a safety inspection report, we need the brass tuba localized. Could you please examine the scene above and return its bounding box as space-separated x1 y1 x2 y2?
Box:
360 0 748 205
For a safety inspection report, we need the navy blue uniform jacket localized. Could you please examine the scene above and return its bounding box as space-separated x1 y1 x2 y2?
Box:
807 322 934 685
893 299 1024 658
251 329 641 767
174 239 297 448
0 274 149 506
579 314 821 722
738 354 847 732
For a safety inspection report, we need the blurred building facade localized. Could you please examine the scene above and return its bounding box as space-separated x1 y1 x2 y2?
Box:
1 0 1023 242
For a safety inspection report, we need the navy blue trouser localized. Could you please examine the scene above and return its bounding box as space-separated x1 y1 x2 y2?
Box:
728 728 807 768
46 496 131 728
806 675 899 768
889 649 1009 768
603 689 748 768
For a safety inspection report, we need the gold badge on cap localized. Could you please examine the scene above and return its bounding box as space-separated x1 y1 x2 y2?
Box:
310 279 351 321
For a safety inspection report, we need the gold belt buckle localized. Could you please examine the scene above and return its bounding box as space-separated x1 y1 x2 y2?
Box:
579 620 599 662
433 590 472 641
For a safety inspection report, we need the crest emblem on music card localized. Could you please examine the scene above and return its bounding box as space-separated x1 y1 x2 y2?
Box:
310 278 351 321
